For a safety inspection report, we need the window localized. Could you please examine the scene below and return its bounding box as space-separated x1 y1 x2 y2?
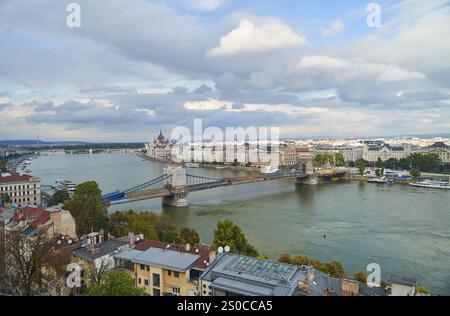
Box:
140 264 145 270
172 287 181 295
152 273 160 287
174 271 179 278
144 279 149 286
138 278 141 284
153 289 160 296
168 270 172 276
146 266 150 272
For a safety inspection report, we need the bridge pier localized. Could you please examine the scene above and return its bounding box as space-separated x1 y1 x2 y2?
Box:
296 174 318 185
163 191 189 207
163 165 189 207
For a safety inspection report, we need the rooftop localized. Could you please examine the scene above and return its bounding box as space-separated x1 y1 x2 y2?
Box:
10 206 51 228
201 253 309 296
132 247 200 272
0 172 33 184
133 240 211 269
72 239 128 263
390 274 418 287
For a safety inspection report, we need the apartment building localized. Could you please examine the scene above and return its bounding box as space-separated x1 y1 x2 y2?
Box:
115 240 214 296
0 172 41 207
428 142 450 163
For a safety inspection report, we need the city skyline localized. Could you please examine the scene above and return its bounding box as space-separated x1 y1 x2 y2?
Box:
0 0 449 142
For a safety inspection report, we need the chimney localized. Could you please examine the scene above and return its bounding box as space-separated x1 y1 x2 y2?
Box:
341 279 360 296
209 250 216 263
185 243 191 251
298 267 315 294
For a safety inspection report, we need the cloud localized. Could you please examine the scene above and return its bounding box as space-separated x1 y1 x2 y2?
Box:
183 0 227 12
296 55 426 85
207 19 307 57
321 19 344 37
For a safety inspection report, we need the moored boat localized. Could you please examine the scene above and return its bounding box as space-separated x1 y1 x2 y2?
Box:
409 180 450 189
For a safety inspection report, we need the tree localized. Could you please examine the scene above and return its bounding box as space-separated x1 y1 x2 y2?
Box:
213 220 249 255
376 157 383 168
415 287 428 295
410 169 421 178
334 153 346 167
180 228 200 246
0 228 71 296
0 193 11 206
278 253 346 278
354 271 368 284
0 159 6 172
357 159 367 175
47 190 70 207
63 181 108 236
375 169 381 177
87 270 147 296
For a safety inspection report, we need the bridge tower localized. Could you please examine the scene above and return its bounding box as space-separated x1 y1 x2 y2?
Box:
163 166 189 207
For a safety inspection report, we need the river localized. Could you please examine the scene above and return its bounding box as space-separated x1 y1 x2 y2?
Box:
29 151 450 294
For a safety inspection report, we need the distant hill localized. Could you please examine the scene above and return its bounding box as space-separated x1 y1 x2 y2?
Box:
0 140 91 146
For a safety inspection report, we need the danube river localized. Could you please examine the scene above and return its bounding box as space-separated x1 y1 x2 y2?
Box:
30 151 450 294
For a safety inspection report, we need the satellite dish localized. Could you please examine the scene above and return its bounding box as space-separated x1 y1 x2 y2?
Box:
56 240 62 245
68 239 73 245
224 246 230 253
218 246 224 254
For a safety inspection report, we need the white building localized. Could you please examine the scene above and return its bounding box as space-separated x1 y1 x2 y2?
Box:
146 131 173 160
0 172 41 207
428 142 450 163
363 144 410 162
389 275 417 296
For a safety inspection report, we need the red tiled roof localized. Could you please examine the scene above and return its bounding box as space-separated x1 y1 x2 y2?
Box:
0 172 32 184
296 147 312 152
134 240 212 269
10 207 51 228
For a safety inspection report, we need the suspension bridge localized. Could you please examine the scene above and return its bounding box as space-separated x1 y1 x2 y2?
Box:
101 165 316 207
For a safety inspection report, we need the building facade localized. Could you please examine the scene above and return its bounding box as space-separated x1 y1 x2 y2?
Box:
115 240 214 296
363 144 410 162
428 142 450 163
0 172 41 207
146 131 173 160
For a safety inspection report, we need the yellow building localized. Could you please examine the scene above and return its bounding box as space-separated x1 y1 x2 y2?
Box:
115 240 213 296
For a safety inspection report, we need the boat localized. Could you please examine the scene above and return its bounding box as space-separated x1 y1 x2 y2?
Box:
367 177 391 184
54 179 77 195
215 166 229 170
185 162 200 168
261 165 279 175
409 180 450 189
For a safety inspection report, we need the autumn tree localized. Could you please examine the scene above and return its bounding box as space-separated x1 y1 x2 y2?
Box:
354 271 368 284
0 228 71 296
63 181 108 236
180 228 200 246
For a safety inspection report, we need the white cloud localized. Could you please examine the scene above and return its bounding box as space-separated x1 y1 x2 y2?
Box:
183 99 234 110
183 0 227 11
137 87 174 95
207 19 307 57
297 55 426 84
321 19 344 37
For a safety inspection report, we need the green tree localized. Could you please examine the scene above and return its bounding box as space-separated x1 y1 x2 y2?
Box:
334 153 346 167
415 287 429 295
180 228 200 246
357 159 367 175
63 181 108 236
108 210 159 240
0 159 6 172
213 220 248 255
375 169 382 177
47 189 70 207
376 157 383 168
354 271 368 284
87 270 147 296
0 193 11 206
410 169 421 178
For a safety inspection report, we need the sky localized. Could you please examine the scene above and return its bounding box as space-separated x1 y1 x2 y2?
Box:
0 0 449 142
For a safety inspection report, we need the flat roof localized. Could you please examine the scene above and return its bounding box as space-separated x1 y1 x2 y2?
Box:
201 253 309 296
132 247 200 272
72 239 128 263
390 274 418 286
